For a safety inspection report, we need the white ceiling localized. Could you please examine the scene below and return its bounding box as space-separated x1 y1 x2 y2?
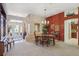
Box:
3 3 79 17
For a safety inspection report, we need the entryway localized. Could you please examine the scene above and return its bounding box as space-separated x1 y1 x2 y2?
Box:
64 18 78 45
7 20 23 41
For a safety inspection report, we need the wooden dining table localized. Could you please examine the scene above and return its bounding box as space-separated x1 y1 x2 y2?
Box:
36 34 55 46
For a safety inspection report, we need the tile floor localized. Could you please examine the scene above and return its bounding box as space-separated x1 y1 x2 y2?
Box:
5 40 79 56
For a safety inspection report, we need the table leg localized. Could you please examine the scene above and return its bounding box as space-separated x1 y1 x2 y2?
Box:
53 38 55 46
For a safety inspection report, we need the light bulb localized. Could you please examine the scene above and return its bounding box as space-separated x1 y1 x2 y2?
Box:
47 21 49 24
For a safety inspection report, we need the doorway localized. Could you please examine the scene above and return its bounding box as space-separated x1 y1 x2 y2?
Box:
34 23 40 32
64 19 78 45
8 20 23 41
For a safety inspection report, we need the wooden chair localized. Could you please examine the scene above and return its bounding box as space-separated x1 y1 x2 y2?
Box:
34 31 39 45
41 34 49 47
34 31 41 45
48 36 55 46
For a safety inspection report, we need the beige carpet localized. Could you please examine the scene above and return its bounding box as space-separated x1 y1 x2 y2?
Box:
5 40 79 56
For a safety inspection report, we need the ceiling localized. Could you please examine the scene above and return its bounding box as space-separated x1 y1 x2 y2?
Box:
3 3 79 17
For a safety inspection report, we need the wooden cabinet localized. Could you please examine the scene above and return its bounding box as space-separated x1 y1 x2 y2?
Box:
71 24 77 38
71 33 77 38
0 42 4 56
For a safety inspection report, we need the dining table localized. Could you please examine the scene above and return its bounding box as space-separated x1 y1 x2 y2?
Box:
36 34 55 46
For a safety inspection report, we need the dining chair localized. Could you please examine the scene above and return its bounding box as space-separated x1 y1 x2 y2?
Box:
34 31 41 45
41 34 49 47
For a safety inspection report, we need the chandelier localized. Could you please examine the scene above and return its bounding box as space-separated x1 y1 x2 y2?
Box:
42 8 49 25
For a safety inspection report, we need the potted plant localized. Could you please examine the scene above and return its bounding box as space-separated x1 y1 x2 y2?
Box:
42 24 49 34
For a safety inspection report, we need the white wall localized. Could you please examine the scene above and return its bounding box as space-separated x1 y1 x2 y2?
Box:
25 14 45 34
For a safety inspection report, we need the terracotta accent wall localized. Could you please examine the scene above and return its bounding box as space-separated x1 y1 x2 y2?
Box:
46 12 64 41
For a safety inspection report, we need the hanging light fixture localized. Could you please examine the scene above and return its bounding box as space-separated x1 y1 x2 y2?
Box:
47 20 49 25
41 8 47 24
44 8 49 25
41 8 49 25
44 8 47 17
